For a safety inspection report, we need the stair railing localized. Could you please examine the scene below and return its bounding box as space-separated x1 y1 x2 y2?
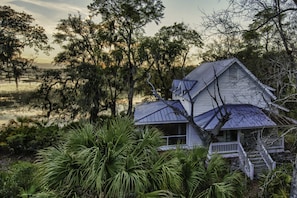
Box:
238 142 254 180
257 140 276 170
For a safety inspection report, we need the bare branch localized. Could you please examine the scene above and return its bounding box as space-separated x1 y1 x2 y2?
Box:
204 67 231 135
146 73 210 144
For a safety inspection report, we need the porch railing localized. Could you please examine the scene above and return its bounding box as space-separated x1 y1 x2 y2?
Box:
258 140 276 170
208 142 238 157
238 143 254 180
161 134 186 146
262 137 285 153
208 142 254 180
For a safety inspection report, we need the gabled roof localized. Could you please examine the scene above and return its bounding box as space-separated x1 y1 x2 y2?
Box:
194 104 295 131
180 58 276 100
171 79 197 96
134 100 188 125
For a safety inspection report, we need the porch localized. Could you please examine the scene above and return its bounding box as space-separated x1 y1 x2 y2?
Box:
207 137 283 180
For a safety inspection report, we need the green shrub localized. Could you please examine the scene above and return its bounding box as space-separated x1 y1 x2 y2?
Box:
0 161 37 198
258 164 292 197
0 118 62 154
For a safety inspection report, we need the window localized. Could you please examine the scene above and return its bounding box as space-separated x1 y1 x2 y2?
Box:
226 130 237 142
155 124 186 145
216 130 237 142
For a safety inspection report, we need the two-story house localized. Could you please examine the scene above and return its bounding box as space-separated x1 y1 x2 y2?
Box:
134 58 296 179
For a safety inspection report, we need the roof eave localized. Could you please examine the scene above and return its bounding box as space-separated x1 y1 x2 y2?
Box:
135 120 189 126
204 125 277 131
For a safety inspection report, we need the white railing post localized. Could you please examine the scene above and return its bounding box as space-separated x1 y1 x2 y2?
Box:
238 143 254 180
258 139 276 171
161 135 186 146
207 142 238 156
208 142 255 179
281 136 285 148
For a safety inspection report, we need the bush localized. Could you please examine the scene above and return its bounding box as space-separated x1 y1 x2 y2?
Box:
258 164 292 197
0 161 36 198
0 117 62 154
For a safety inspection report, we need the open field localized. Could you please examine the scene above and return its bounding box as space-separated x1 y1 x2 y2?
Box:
0 82 40 93
0 80 148 127
0 82 42 126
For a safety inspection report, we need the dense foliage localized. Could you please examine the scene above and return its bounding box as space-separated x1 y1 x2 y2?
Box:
35 118 245 197
0 117 62 154
34 0 203 120
0 117 294 197
0 161 37 198
258 165 293 197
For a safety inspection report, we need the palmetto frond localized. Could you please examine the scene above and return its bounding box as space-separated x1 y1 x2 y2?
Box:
36 118 181 197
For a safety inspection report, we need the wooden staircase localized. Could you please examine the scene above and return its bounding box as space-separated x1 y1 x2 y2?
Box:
208 141 276 180
247 151 268 177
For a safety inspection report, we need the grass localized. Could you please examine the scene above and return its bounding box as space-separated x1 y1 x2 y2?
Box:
0 81 42 126
0 82 40 93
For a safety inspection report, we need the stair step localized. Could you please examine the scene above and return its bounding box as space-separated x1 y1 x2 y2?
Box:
249 157 263 161
250 161 264 165
247 150 269 176
248 154 261 157
254 163 267 168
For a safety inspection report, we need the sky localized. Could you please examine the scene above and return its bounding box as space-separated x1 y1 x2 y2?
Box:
2 0 229 64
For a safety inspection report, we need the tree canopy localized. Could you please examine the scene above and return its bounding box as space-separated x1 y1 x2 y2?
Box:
88 0 165 116
0 6 51 88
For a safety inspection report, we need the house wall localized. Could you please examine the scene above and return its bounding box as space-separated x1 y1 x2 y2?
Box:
193 63 272 116
175 95 193 116
187 124 204 147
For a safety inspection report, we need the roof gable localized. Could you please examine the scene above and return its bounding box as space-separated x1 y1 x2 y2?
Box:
179 58 276 100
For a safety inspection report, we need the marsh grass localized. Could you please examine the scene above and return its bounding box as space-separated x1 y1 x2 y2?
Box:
0 82 40 93
0 82 42 126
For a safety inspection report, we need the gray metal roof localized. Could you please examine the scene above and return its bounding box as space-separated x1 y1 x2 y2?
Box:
180 58 276 100
134 100 188 125
194 104 277 131
171 79 197 96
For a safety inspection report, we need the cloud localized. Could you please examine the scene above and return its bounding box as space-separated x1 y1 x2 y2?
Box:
3 0 92 38
2 0 92 63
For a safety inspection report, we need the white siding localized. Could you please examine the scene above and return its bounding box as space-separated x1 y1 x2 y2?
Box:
193 64 272 116
172 94 193 116
187 124 204 147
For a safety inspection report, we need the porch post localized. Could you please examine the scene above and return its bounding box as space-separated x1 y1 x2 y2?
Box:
208 143 213 155
257 130 261 143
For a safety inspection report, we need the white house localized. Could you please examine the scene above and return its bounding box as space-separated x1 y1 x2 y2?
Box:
134 58 296 179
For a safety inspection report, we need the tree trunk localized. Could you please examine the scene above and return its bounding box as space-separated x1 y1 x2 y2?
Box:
126 77 134 116
89 90 100 123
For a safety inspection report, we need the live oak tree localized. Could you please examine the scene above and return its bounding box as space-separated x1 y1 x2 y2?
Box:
0 6 51 89
37 15 104 122
37 14 126 121
139 22 203 100
88 0 165 116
